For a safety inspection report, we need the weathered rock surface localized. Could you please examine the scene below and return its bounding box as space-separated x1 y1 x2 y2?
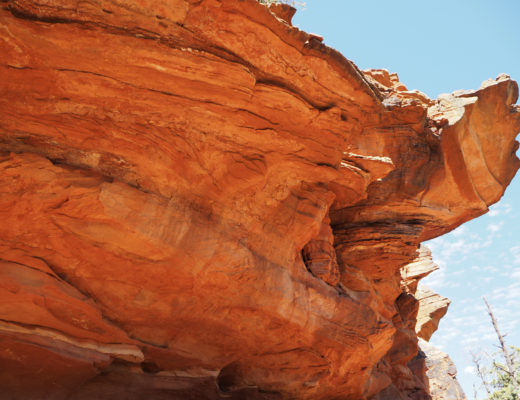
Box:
401 245 439 295
415 286 450 342
419 339 468 400
1 0 519 399
401 248 463 400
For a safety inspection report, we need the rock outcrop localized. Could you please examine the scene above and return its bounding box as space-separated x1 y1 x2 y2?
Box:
420 339 468 400
1 1 519 399
401 247 465 400
415 286 450 343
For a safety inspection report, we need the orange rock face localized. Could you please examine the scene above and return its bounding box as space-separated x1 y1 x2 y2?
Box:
1 1 519 399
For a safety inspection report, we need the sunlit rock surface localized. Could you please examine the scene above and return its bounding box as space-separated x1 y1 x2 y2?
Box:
402 249 463 400
415 286 450 343
1 0 519 399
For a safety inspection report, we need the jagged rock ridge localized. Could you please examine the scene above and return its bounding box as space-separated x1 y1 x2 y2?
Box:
1 1 519 399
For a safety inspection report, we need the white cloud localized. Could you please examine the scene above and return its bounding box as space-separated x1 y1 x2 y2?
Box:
453 270 464 276
422 268 446 290
464 365 476 374
423 204 520 383
487 221 504 233
482 333 497 341
511 246 520 264
451 226 466 237
488 209 500 217
487 203 513 218
461 336 479 346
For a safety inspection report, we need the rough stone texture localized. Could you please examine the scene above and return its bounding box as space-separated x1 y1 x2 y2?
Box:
415 286 450 342
401 248 462 400
400 246 450 343
420 339 468 400
401 245 439 294
1 1 519 399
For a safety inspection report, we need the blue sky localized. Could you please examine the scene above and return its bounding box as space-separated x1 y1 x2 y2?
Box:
293 1 520 398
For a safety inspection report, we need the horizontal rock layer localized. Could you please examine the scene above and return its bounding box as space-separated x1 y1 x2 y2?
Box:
1 0 519 399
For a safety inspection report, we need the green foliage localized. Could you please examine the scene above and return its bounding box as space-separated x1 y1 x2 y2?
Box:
488 386 518 400
474 299 520 400
485 347 520 400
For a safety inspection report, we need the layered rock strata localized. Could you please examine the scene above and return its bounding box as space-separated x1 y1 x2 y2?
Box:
415 286 450 343
1 0 519 399
401 246 465 400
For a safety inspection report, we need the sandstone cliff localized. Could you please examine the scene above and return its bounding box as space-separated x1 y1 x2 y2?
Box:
1 1 519 399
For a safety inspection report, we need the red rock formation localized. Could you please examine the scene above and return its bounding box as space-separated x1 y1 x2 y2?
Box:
1 1 519 399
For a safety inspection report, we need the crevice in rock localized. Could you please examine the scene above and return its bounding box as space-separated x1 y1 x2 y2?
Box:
141 361 161 374
301 207 340 286
217 362 240 393
0 256 60 282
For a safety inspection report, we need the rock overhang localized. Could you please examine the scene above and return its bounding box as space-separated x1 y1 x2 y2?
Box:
0 1 518 399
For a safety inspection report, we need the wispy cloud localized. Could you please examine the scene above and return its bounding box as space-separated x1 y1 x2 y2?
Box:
510 246 520 264
464 365 476 374
511 268 520 279
451 225 467 237
487 202 513 218
487 221 504 233
422 193 519 400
